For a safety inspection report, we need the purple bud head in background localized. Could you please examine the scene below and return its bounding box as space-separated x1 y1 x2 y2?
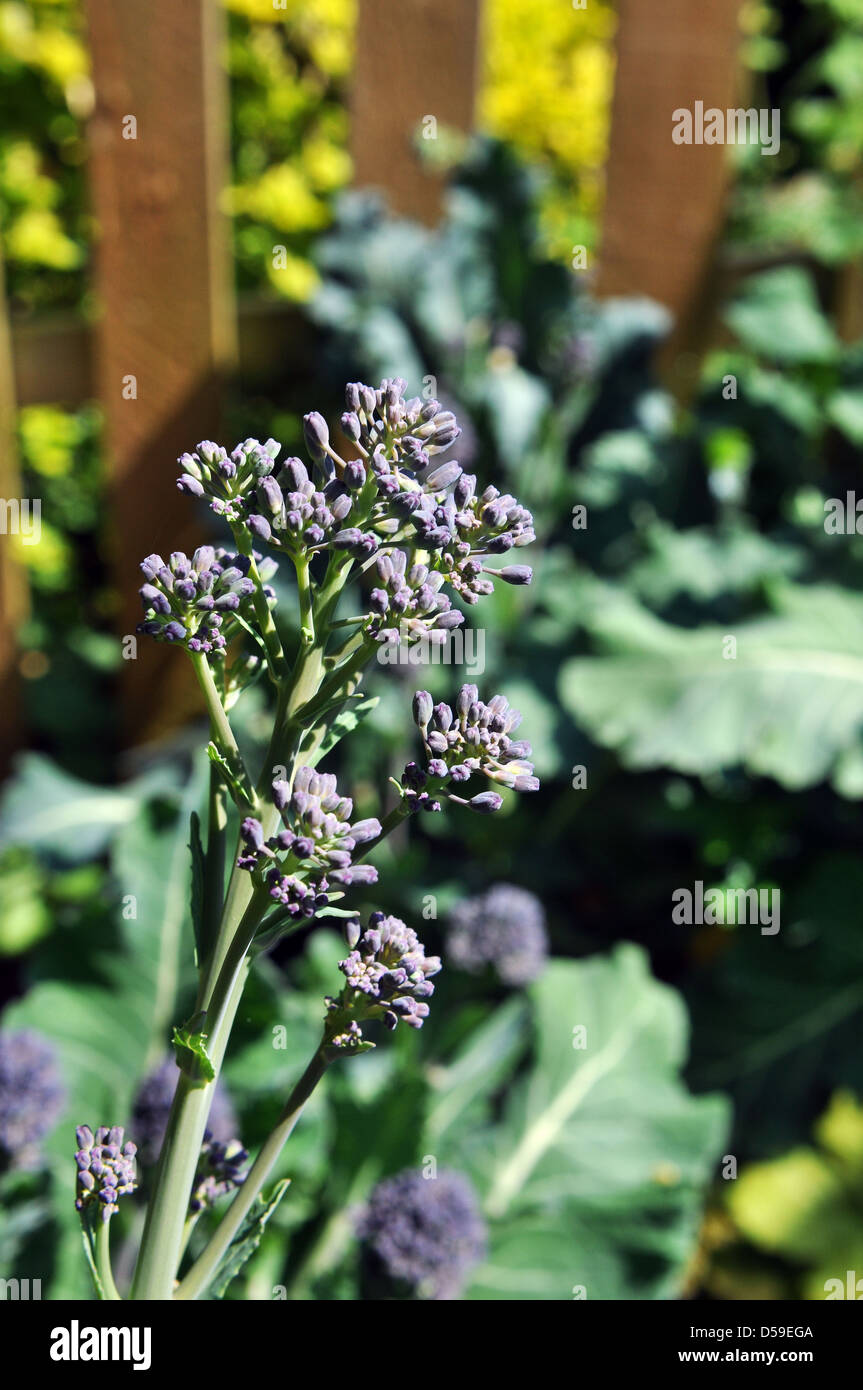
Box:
358 1168 486 1300
447 883 548 987
0 1030 65 1169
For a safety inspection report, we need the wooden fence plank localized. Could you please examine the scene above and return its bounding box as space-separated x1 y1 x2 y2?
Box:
0 252 26 775
84 0 236 747
596 0 746 390
9 299 312 409
351 0 482 223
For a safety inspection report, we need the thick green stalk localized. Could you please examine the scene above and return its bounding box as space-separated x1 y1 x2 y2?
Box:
130 959 251 1299
294 551 315 646
175 1045 331 1301
201 767 227 957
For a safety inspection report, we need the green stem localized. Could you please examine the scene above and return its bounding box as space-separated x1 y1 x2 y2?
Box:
179 1211 202 1264
353 799 413 863
301 637 375 731
96 1218 122 1301
175 1045 331 1301
130 954 252 1299
231 526 287 680
191 652 242 764
192 651 254 808
295 551 315 646
200 885 272 1044
201 766 227 957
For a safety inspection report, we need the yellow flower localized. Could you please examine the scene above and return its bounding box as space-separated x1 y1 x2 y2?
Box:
3 208 83 269
265 248 320 302
226 164 330 233
19 405 80 477
9 518 71 589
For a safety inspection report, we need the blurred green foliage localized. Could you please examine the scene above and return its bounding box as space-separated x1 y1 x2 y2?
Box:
727 1091 863 1299
13 403 117 775
732 0 863 262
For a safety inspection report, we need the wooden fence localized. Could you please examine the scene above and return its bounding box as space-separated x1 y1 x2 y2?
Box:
0 0 752 772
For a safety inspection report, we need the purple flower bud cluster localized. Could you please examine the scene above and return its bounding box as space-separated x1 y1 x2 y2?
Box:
366 547 463 646
340 380 535 602
246 451 379 558
137 546 277 657
414 475 536 606
357 1168 486 1300
447 883 548 986
343 377 461 466
74 1125 137 1222
237 769 381 921
0 1030 65 1169
403 685 539 814
136 381 535 672
131 1058 237 1168
190 1137 248 1213
324 912 441 1051
176 437 282 523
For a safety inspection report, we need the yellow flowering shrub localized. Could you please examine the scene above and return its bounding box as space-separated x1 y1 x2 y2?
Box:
0 0 90 305
479 0 617 255
226 0 356 301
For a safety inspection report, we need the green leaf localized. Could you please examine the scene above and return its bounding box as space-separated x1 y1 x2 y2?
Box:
426 996 529 1143
0 754 180 864
478 363 549 468
113 757 207 1062
5 760 206 1135
205 742 251 806
576 430 661 507
627 522 803 606
827 388 863 445
309 695 380 765
0 1184 53 1269
559 579 863 792
173 1015 215 1082
724 266 839 364
728 1092 863 1299
453 949 728 1300
204 1179 291 1299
